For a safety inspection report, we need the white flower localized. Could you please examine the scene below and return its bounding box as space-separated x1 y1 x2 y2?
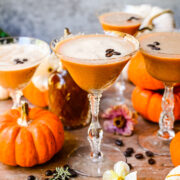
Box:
103 170 120 180
114 161 130 178
165 165 180 180
125 171 137 180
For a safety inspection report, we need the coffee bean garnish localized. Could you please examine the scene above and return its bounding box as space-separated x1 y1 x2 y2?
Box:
105 49 121 57
14 58 28 64
153 41 160 46
14 58 24 64
147 44 156 48
106 49 114 53
115 139 124 146
106 52 113 57
124 151 132 157
45 169 53 176
145 151 154 157
23 58 28 62
27 175 36 180
113 51 121 55
126 147 134 154
148 158 156 165
128 163 133 170
127 16 140 21
153 47 161 50
135 153 144 159
147 43 161 51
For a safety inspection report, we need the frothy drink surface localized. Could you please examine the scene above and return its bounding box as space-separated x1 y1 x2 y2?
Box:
139 32 180 83
57 35 135 63
0 44 47 70
140 32 180 58
99 12 142 26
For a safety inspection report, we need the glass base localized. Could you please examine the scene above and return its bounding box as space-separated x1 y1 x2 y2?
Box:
67 144 126 177
138 128 171 155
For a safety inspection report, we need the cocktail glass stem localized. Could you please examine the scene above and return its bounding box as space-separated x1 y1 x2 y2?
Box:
158 83 175 140
9 89 23 109
88 93 103 162
115 74 125 103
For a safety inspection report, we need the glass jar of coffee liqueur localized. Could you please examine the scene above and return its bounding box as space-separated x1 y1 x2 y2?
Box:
48 66 90 130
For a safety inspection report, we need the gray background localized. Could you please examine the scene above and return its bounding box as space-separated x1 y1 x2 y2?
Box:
0 0 180 42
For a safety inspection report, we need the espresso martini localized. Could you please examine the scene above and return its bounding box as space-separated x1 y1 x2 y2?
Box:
99 12 142 35
0 44 48 89
55 34 138 92
139 32 180 83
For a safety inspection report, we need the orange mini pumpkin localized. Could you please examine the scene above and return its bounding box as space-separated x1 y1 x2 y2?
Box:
128 51 164 90
23 81 48 107
132 86 180 123
0 106 64 167
170 132 180 166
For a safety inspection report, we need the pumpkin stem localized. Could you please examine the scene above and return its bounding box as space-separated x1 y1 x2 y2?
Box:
64 28 71 36
17 101 29 127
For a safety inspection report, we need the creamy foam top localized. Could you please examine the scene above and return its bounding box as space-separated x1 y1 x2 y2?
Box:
139 32 180 58
57 35 136 62
99 12 142 26
0 44 48 70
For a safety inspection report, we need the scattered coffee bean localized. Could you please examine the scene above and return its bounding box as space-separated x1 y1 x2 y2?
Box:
126 147 134 154
113 51 121 55
27 175 36 180
106 49 114 53
127 16 140 21
63 164 70 169
128 163 133 170
148 158 156 165
124 151 132 157
68 168 78 177
115 139 124 146
153 41 160 46
52 169 57 174
45 169 53 176
135 153 144 159
106 52 113 57
145 151 154 157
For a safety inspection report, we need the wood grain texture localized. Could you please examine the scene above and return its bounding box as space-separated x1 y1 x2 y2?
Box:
0 82 176 180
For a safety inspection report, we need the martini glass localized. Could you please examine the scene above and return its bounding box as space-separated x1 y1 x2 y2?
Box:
0 37 50 109
98 12 142 106
51 33 139 177
138 32 180 155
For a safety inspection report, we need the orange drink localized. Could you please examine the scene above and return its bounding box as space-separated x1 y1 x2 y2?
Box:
99 12 142 35
51 33 139 177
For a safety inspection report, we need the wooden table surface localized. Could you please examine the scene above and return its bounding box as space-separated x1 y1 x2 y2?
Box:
0 82 177 180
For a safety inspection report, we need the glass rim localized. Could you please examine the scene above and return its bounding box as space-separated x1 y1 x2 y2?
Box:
98 11 143 21
50 33 139 63
0 36 51 68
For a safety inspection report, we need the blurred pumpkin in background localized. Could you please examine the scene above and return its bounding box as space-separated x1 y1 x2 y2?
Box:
132 86 180 123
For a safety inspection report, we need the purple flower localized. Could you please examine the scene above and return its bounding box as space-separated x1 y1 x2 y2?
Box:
102 105 137 136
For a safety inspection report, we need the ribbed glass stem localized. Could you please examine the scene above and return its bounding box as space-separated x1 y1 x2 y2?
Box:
158 83 175 140
88 93 103 162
